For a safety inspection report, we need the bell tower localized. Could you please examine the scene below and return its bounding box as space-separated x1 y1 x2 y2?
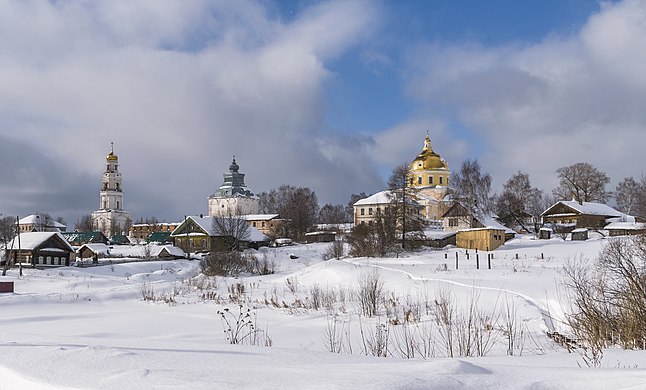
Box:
92 143 131 238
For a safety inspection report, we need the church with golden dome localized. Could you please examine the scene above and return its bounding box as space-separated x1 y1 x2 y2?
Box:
409 133 451 222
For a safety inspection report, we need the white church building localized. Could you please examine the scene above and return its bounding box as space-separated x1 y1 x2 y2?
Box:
92 144 131 238
208 157 260 217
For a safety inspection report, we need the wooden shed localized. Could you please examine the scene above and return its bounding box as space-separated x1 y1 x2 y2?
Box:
456 228 505 251
304 231 336 243
571 228 589 241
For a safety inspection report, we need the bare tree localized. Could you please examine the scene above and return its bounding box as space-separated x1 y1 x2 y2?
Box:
450 159 493 216
258 185 319 240
74 214 94 232
1 215 17 276
212 208 251 251
615 176 646 218
318 203 346 224
357 268 385 317
562 236 646 366
553 162 610 203
496 171 543 231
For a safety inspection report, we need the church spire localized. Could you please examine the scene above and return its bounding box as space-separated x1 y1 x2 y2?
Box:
424 131 432 151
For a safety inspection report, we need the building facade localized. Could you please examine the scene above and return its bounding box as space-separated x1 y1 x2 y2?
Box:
208 157 260 217
92 144 132 238
409 132 451 222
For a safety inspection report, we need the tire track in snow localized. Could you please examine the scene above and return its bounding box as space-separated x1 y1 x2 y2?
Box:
342 258 556 332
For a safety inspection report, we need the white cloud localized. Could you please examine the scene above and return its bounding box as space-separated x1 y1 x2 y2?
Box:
397 0 646 195
0 0 383 223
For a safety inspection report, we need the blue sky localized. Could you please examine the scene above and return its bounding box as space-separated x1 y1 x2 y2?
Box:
0 0 643 227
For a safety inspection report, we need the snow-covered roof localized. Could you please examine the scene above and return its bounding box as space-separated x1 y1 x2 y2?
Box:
155 245 186 257
571 228 589 233
542 201 622 218
243 214 280 221
605 222 646 230
354 190 421 207
354 190 392 206
19 215 66 229
78 243 110 255
423 229 456 239
7 232 74 251
480 215 516 235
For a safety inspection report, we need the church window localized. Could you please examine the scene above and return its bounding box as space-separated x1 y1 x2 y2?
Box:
360 208 365 216
368 208 373 215
418 176 422 185
439 176 443 184
117 201 120 209
429 176 433 184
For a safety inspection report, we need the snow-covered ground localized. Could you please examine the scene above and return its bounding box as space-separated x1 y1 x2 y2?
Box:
2 235 646 389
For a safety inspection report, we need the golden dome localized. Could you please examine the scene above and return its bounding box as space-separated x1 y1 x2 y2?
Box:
107 142 118 161
410 134 448 171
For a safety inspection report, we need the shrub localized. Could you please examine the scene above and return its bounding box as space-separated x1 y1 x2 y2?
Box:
201 251 275 276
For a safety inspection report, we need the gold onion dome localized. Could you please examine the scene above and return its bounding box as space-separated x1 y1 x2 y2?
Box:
107 142 118 161
411 133 447 170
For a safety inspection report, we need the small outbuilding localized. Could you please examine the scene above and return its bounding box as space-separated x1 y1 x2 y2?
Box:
155 245 186 260
456 228 506 251
571 228 589 241
304 231 336 243
538 227 552 240
78 243 110 259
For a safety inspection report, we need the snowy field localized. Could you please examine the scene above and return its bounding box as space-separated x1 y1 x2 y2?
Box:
2 236 646 389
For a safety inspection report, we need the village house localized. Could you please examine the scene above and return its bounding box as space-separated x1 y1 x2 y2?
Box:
129 222 180 242
353 190 424 226
541 200 623 231
170 216 269 253
18 215 67 233
5 232 75 267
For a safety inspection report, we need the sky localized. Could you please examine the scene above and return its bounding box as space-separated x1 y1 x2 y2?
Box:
1 0 644 227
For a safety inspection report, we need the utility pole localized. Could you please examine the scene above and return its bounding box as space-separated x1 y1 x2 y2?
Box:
16 216 22 276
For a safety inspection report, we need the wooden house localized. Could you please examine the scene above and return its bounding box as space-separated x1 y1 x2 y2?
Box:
5 232 75 267
541 201 623 231
442 203 484 232
170 216 269 253
243 214 287 237
456 228 506 251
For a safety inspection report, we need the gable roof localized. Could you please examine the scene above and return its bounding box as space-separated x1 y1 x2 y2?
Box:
155 245 186 257
354 190 422 207
541 201 623 218
19 215 67 229
243 214 280 221
78 243 110 255
7 232 74 252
